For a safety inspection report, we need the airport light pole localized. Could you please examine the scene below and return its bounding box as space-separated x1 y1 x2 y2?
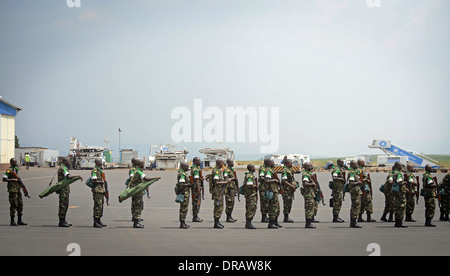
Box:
118 128 122 163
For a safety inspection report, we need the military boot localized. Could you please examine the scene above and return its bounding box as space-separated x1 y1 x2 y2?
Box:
93 218 103 228
445 213 449 221
439 212 445 221
380 212 388 222
358 214 366 222
226 213 237 223
425 218 436 227
333 215 345 223
10 216 17 226
99 218 107 227
388 213 394 222
395 219 407 228
284 214 294 223
133 219 144 228
59 218 70 227
367 213 376 222
268 220 279 229
214 218 224 229
275 218 283 228
245 219 256 229
311 216 319 223
305 219 316 229
261 213 269 223
350 219 362 228
192 215 203 222
180 220 190 229
405 214 416 222
17 215 27 226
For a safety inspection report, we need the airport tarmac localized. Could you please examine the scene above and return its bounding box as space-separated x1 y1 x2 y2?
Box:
0 167 448 256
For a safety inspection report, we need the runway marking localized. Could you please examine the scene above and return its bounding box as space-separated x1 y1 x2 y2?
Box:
21 176 54 181
69 206 80 209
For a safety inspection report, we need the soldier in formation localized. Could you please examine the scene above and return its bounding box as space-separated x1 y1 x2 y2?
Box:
3 158 29 226
90 159 108 228
190 157 204 223
243 164 258 229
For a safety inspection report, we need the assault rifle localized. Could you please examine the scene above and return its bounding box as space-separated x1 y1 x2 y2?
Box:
312 174 325 206
101 172 110 206
10 170 30 199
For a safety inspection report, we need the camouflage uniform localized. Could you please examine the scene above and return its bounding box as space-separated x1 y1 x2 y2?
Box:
175 168 190 221
190 165 203 218
391 169 407 221
348 169 362 220
381 171 395 220
3 166 23 218
265 167 280 221
301 170 316 221
223 166 237 217
91 166 106 220
57 164 71 219
331 165 345 217
211 166 225 219
244 171 258 220
422 172 437 221
129 167 146 221
439 174 450 219
258 164 269 218
405 172 419 219
357 167 373 217
281 166 296 217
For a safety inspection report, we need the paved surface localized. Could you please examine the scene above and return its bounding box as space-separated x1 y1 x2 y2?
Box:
0 167 448 256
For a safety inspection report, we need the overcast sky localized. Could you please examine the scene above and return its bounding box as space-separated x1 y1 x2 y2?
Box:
1 0 449 160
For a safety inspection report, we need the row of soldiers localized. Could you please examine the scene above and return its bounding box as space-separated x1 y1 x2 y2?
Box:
3 156 449 229
176 157 450 229
3 157 160 228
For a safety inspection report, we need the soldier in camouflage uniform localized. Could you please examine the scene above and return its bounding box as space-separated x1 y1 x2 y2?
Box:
265 159 282 229
176 162 191 229
391 162 408 228
281 159 297 223
258 159 270 223
331 159 345 223
357 160 376 223
91 159 107 228
3 158 29 226
129 159 160 228
405 164 419 222
301 162 317 229
244 164 258 229
223 159 238 223
380 166 395 222
56 158 82 227
211 159 230 229
190 157 204 223
422 164 437 227
348 161 363 228
439 173 450 221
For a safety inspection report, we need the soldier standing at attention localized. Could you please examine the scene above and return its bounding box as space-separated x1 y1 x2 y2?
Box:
439 173 450 221
129 159 160 228
380 166 395 222
265 159 282 229
91 159 107 228
357 159 376 223
258 159 270 223
223 159 238 223
244 164 258 229
331 159 346 223
211 159 231 229
281 159 297 223
348 160 363 228
3 158 29 226
391 162 408 228
405 164 419 222
57 157 83 227
301 162 317 229
176 162 191 229
190 157 204 223
422 164 437 227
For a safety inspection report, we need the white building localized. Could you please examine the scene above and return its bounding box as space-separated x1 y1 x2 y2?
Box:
0 97 21 170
